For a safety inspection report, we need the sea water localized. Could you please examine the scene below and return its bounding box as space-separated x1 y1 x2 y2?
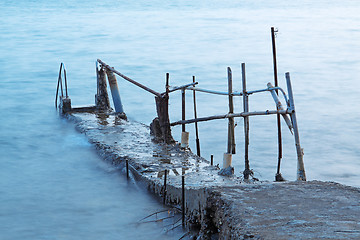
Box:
1 0 360 239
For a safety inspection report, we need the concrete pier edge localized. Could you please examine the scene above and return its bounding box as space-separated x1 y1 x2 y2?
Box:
64 111 360 239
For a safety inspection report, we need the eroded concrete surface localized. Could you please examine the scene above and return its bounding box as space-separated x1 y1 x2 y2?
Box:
66 112 360 239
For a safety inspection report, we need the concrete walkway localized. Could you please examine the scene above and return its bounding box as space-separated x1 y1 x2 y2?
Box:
67 111 360 239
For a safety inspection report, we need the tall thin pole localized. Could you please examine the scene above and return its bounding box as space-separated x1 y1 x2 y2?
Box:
182 175 185 226
192 76 201 157
227 67 236 154
182 89 186 132
271 27 284 181
163 169 167 204
242 63 250 179
285 73 306 181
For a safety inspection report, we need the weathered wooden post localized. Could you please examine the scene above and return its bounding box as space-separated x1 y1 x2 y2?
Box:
163 169 167 204
223 67 235 169
192 76 201 156
285 72 306 181
153 73 175 144
181 86 189 148
227 67 236 154
271 27 285 181
95 64 110 110
105 69 125 115
242 63 251 179
182 88 186 132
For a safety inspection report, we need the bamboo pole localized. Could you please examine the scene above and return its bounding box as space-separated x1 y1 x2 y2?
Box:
285 72 306 181
192 76 201 157
182 88 186 132
242 63 251 179
166 73 170 95
185 86 242 96
227 67 236 154
267 83 293 133
170 109 291 126
97 59 162 98
182 175 185 226
271 27 284 181
163 169 167 204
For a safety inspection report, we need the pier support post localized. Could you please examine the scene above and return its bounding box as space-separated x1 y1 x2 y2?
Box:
95 65 110 110
285 72 306 181
242 63 251 179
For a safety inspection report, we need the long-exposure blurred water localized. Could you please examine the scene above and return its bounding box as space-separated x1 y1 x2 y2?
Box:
1 0 360 239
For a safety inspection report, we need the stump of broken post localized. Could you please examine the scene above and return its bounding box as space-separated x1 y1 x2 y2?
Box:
95 62 111 110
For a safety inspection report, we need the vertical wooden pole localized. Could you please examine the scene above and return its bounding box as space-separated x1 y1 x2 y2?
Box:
271 27 284 181
227 67 236 154
242 63 251 179
192 76 201 157
182 175 185 226
163 169 167 204
126 160 129 179
211 155 214 166
182 89 186 132
285 72 306 181
166 73 170 94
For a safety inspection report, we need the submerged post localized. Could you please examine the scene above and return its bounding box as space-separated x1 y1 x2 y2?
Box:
285 72 306 181
105 69 125 114
242 63 251 179
192 76 201 157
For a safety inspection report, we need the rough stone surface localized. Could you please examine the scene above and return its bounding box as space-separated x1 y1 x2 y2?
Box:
65 111 360 239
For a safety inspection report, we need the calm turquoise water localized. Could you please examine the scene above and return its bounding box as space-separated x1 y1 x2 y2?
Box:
1 1 360 239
